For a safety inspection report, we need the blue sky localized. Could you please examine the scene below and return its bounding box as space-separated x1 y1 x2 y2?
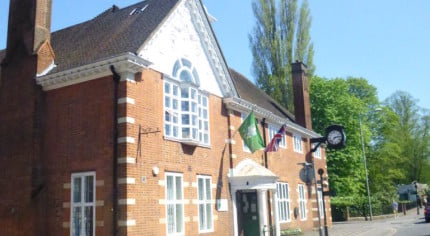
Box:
1 0 429 110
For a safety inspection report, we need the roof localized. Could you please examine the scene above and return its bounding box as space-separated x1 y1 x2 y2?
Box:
229 68 295 121
0 0 296 123
48 0 179 74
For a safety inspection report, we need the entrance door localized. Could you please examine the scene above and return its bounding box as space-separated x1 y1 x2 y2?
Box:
237 191 260 236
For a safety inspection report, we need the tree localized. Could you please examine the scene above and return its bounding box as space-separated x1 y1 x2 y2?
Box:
384 91 425 183
309 76 372 198
249 0 314 111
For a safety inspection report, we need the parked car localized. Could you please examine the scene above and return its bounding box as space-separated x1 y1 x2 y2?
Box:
424 204 430 222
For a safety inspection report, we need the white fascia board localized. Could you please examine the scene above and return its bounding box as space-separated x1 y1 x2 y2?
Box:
36 52 151 91
223 97 321 138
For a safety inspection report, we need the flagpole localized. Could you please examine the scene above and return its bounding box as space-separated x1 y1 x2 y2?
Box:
261 118 273 234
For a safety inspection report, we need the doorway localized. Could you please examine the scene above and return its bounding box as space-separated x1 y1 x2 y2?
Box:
237 190 260 236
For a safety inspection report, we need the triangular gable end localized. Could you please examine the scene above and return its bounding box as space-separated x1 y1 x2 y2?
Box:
136 0 237 98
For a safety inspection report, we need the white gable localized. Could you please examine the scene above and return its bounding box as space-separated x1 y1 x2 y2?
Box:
137 0 236 97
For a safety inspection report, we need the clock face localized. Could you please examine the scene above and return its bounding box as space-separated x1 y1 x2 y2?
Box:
327 130 343 145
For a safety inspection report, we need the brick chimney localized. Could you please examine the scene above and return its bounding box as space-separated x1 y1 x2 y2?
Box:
292 61 312 130
4 0 54 73
0 0 52 234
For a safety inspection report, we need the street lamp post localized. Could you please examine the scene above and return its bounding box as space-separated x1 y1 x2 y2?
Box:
359 115 373 221
318 168 329 236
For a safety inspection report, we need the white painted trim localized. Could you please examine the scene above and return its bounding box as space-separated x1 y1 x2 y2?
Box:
117 157 136 164
96 221 104 227
36 53 150 91
96 180 104 187
117 137 135 144
118 178 136 184
119 198 136 205
95 200 104 207
118 219 136 227
119 71 136 83
36 60 56 77
63 183 71 189
62 222 70 228
117 97 135 104
225 139 236 144
224 97 321 138
63 202 70 208
118 117 135 124
231 154 237 159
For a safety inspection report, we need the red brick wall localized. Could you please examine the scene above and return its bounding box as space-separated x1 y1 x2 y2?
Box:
42 76 115 235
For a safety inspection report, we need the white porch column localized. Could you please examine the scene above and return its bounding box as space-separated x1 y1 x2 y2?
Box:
271 189 281 236
257 189 268 236
232 190 239 236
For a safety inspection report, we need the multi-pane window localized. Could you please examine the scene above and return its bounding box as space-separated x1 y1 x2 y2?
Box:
71 172 95 236
298 184 307 220
164 59 210 145
293 134 303 153
164 58 209 145
269 124 286 148
241 113 251 152
166 173 184 235
197 176 213 232
276 182 291 222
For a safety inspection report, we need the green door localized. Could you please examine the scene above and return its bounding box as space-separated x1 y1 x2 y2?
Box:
238 191 260 236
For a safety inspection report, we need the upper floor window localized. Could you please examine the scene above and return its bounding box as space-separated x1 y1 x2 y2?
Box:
293 134 303 153
164 58 209 146
269 124 286 149
313 145 322 159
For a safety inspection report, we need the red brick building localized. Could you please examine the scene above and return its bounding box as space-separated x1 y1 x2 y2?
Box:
0 0 331 235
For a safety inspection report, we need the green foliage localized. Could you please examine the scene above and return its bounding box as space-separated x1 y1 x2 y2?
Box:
249 0 314 111
310 76 370 197
310 76 430 219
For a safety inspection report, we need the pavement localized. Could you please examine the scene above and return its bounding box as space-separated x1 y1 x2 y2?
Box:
302 209 423 236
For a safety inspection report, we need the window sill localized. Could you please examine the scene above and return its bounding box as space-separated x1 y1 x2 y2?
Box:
164 136 211 149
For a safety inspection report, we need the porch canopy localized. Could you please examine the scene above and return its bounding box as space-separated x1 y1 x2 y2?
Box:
228 158 278 191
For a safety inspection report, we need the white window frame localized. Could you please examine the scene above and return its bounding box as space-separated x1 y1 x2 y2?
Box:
293 134 303 153
197 175 213 233
70 171 96 236
164 79 210 146
313 145 322 159
276 182 291 222
241 112 251 152
298 184 307 220
165 172 185 236
269 124 286 149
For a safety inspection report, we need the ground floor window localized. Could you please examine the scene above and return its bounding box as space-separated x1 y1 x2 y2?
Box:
166 172 184 235
71 172 95 236
298 184 307 220
277 182 291 222
197 175 213 232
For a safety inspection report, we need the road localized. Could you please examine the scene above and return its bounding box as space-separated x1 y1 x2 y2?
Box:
304 210 430 236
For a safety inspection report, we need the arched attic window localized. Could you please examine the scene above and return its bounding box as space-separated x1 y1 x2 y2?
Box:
172 58 200 86
164 58 209 146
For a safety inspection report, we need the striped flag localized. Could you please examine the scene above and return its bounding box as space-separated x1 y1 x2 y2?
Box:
265 125 286 152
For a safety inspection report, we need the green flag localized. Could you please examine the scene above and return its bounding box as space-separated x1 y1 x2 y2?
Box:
239 111 265 153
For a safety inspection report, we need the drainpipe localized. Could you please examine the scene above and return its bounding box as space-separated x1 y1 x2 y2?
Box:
110 65 120 236
261 118 273 234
